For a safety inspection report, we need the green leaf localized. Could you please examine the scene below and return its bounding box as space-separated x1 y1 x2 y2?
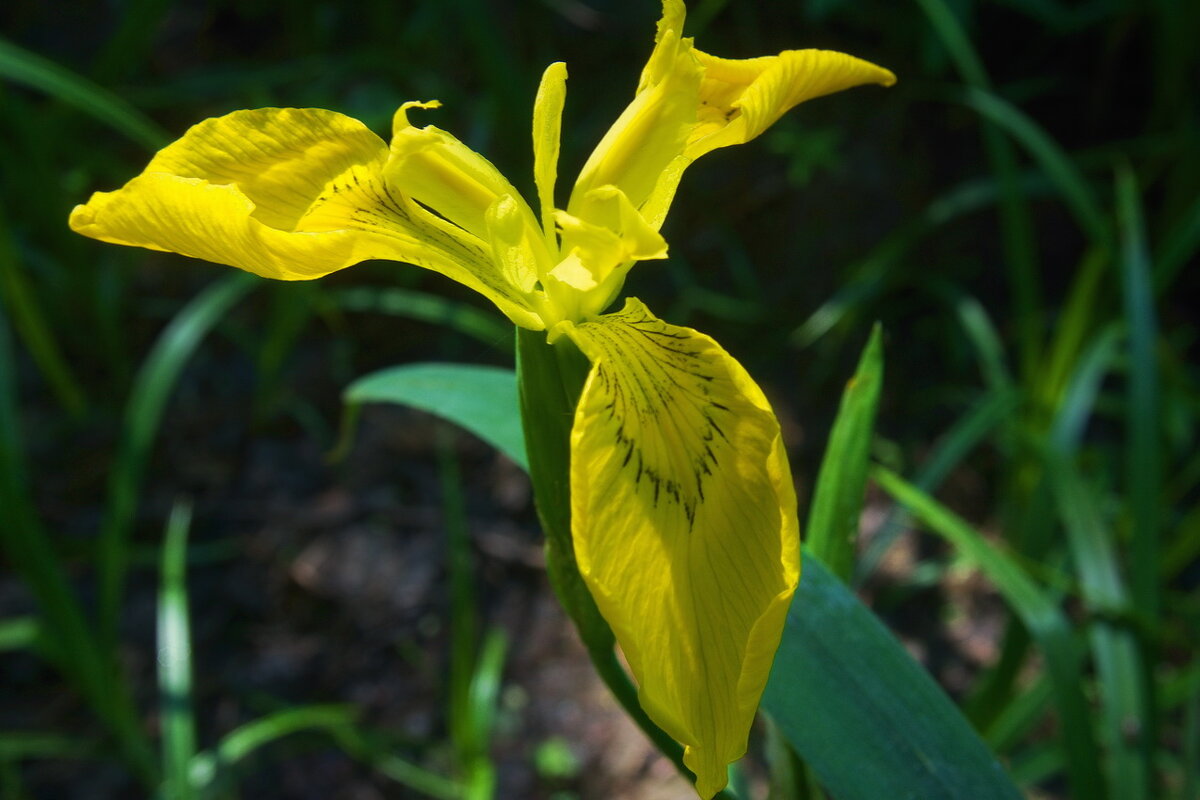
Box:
763 551 1022 800
344 362 527 470
1116 165 1161 623
1047 456 1149 799
871 467 1102 798
0 36 168 150
805 324 883 580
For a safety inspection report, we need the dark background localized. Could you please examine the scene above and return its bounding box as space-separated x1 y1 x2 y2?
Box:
1 0 1197 797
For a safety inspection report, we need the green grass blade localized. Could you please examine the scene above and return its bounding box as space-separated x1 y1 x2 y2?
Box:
211 706 355 768
0 303 156 786
762 550 1022 800
0 617 39 653
0 204 87 418
467 629 507 754
336 287 513 352
252 283 318 422
983 675 1051 753
1047 456 1149 799
789 172 1049 350
0 733 96 761
1184 678 1199 800
157 499 197 800
1154 192 1200 294
1162 501 1200 581
960 86 1111 247
436 428 493 798
912 0 989 86
1037 247 1108 412
1116 166 1161 623
871 466 1103 798
98 273 256 647
90 0 171 83
0 37 167 150
1007 744 1063 788
464 628 506 800
764 717 819 800
857 388 1018 581
189 706 459 796
951 292 1014 393
344 362 527 469
806 325 883 580
328 719 465 800
914 0 1042 378
1048 322 1123 452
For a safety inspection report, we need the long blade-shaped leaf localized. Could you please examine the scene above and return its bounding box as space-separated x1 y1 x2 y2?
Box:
872 467 1102 798
763 551 1022 800
1116 166 1161 622
806 325 883 580
1048 457 1148 799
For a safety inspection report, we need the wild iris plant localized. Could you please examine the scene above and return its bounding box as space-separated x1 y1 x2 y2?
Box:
70 2 893 795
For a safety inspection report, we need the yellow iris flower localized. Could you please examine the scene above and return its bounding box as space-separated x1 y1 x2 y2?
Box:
70 2 893 795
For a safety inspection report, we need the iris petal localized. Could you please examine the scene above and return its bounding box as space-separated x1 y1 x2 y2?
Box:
532 62 569 242
572 0 894 231
69 107 544 329
559 298 800 798
686 47 898 159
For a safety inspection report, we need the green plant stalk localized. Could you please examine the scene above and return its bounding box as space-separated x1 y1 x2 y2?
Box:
515 327 735 799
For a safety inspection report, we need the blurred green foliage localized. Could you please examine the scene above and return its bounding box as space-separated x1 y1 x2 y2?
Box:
1 0 1197 797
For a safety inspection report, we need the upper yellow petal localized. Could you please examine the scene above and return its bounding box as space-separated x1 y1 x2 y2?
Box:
386 101 542 245
559 298 800 799
68 107 544 329
569 18 701 220
532 61 568 246
571 0 894 230
686 48 897 159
